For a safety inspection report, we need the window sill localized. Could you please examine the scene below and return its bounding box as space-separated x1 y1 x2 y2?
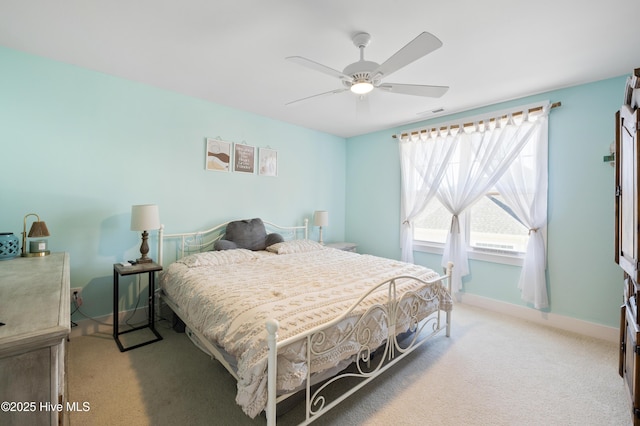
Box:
413 241 524 267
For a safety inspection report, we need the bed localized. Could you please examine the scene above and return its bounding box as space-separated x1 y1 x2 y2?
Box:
157 218 453 425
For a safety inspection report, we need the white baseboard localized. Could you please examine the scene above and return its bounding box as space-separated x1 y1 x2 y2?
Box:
457 293 618 343
69 308 150 339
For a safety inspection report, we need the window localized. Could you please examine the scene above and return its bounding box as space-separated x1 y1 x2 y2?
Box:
469 192 529 253
414 190 529 259
399 101 550 305
410 106 546 264
413 197 449 244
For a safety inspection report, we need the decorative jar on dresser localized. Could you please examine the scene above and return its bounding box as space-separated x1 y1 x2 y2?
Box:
0 232 19 260
0 252 70 426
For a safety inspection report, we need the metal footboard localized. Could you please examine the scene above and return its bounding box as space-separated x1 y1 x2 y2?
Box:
266 262 453 425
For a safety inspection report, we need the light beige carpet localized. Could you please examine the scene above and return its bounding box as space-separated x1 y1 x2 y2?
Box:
67 303 631 425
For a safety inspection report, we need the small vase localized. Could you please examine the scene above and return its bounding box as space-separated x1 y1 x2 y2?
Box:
0 233 20 260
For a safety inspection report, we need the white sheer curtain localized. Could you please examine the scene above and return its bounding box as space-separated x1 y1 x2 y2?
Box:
495 106 550 308
437 114 545 291
399 131 456 263
398 102 550 295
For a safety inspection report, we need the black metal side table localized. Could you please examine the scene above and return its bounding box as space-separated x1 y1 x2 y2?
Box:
113 261 163 352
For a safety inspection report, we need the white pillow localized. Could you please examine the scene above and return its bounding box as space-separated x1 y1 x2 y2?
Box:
266 239 325 254
177 249 257 267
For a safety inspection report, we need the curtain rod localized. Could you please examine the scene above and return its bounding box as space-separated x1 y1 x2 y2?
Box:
392 101 562 139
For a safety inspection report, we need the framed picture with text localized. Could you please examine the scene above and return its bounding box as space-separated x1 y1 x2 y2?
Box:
205 138 232 172
234 143 255 173
259 148 278 177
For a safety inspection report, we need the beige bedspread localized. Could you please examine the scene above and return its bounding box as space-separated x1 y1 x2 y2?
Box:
159 242 451 417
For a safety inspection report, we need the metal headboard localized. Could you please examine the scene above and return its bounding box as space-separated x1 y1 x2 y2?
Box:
157 218 309 267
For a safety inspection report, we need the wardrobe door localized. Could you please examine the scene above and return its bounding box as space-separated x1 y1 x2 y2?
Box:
617 106 640 281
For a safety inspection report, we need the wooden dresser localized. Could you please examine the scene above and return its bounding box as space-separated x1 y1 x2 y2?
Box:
0 252 70 426
617 68 640 425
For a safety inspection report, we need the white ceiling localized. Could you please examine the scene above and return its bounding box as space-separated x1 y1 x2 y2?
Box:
1 0 639 138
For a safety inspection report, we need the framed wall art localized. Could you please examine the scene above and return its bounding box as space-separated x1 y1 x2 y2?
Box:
234 143 255 173
259 147 278 177
205 138 232 172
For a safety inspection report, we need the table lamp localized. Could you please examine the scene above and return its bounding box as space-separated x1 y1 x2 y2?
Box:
21 213 50 257
130 204 160 264
313 210 328 245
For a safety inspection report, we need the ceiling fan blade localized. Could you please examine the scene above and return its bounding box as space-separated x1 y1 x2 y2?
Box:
285 88 348 106
373 32 443 78
286 56 352 82
378 83 449 98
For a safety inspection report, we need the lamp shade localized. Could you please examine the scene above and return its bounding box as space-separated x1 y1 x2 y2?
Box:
314 210 328 227
27 221 50 238
130 204 160 231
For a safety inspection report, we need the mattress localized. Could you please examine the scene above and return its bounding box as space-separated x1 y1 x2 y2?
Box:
159 241 452 417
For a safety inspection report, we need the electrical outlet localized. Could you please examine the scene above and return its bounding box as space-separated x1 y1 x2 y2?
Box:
70 287 83 307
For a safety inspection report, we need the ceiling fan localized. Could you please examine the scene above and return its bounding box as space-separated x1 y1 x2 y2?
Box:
285 31 449 106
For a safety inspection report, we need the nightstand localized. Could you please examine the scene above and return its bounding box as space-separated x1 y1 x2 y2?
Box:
113 261 163 352
325 242 358 252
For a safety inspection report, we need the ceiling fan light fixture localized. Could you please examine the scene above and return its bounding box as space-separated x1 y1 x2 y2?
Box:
350 80 373 95
286 31 448 107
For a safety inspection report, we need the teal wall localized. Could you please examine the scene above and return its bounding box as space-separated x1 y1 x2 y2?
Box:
0 47 346 319
0 45 627 329
346 76 625 328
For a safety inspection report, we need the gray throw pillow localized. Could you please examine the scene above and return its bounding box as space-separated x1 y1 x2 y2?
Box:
265 233 284 247
214 239 238 251
224 218 268 251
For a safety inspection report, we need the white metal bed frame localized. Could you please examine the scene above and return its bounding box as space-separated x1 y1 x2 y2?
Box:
158 218 309 264
157 219 452 425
